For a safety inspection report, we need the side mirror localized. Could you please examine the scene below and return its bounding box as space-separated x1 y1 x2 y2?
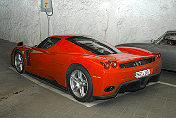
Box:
17 41 24 46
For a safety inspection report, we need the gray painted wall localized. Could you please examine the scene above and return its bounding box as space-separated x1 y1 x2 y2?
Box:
0 0 176 46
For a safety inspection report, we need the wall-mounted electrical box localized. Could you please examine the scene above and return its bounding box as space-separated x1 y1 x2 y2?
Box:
41 0 53 12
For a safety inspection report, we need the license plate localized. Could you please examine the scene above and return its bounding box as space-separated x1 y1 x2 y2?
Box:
135 69 150 79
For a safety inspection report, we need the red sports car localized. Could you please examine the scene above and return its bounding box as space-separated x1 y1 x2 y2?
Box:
11 36 161 102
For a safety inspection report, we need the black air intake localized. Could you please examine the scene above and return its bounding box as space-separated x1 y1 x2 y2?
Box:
119 58 155 69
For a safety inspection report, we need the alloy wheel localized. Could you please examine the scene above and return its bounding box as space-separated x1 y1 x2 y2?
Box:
70 70 88 98
15 53 24 72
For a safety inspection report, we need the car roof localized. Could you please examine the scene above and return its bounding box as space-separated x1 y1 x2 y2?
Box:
49 35 84 39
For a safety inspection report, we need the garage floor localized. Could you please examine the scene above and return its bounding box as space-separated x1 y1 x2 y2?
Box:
0 39 176 118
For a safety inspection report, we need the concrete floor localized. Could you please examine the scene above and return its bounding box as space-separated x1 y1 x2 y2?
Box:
0 39 176 118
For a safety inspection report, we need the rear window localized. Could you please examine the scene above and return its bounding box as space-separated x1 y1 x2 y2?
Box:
66 36 121 55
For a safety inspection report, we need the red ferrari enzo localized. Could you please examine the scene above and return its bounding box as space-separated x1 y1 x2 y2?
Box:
11 36 161 102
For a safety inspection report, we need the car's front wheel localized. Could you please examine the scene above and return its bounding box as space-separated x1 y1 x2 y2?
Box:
14 51 25 73
67 65 93 102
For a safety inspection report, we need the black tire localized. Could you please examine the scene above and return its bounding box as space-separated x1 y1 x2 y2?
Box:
14 50 25 74
149 73 160 82
66 65 93 102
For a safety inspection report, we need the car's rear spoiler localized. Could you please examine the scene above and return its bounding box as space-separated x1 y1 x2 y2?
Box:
17 41 24 47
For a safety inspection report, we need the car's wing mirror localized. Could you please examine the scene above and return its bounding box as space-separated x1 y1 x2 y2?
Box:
17 41 24 47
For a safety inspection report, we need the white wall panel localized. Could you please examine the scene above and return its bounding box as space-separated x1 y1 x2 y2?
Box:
51 0 176 45
0 0 41 46
0 0 176 46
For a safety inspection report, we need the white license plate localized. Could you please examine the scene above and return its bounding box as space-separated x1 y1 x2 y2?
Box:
135 69 150 79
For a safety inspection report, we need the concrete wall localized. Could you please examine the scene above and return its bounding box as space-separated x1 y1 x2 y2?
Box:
0 0 41 45
0 0 176 46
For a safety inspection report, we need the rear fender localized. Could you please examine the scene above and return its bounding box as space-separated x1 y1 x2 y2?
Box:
48 54 105 87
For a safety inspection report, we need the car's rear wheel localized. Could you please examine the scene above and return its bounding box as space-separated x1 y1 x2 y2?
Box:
67 65 93 102
14 51 25 73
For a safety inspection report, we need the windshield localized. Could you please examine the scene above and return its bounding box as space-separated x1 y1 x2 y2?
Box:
66 36 122 55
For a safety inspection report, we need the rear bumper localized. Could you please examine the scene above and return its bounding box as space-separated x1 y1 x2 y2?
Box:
93 72 160 100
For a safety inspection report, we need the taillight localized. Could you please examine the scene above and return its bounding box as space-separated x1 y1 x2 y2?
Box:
100 61 110 69
109 60 117 68
156 53 161 59
112 62 117 68
153 52 161 59
101 61 118 69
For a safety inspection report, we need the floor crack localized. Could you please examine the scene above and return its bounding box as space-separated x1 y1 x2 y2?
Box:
13 89 24 94
0 89 25 102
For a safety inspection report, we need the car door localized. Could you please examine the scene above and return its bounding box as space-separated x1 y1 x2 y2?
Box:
28 37 61 76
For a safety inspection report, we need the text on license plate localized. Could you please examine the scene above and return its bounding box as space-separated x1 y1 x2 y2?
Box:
135 69 150 79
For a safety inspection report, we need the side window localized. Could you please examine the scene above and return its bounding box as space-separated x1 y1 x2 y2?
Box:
37 37 61 49
42 38 54 49
37 38 48 48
